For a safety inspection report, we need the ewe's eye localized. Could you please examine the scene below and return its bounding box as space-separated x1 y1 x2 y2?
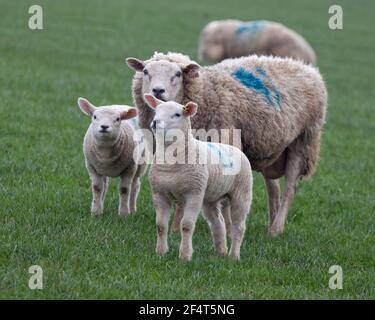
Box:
116 117 120 122
93 115 97 120
173 113 181 118
143 69 148 76
175 71 182 78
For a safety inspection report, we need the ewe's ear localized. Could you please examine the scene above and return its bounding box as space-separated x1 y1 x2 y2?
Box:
143 94 163 109
126 57 145 72
78 97 96 116
121 108 138 120
183 102 198 117
183 63 200 79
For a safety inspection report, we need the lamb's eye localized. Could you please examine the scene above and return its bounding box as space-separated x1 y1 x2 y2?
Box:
116 117 120 122
174 113 181 118
143 69 148 76
175 71 182 78
93 115 97 120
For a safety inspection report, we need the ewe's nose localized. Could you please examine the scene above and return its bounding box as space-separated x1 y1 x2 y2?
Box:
152 87 165 98
101 125 109 131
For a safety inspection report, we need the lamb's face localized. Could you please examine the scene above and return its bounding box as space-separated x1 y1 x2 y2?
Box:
198 22 225 62
77 98 138 142
151 101 186 133
142 61 184 102
143 95 198 136
91 108 124 141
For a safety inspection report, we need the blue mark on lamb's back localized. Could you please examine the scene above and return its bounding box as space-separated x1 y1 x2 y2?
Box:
232 68 282 107
207 143 233 168
235 20 265 36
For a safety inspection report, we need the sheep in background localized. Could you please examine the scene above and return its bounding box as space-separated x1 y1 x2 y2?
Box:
78 97 146 216
126 52 327 237
198 20 316 65
144 94 252 261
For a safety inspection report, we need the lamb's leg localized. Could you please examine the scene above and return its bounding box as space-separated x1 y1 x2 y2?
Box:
203 202 228 256
102 176 109 203
221 199 232 238
179 196 203 262
171 202 184 233
129 177 141 213
270 149 303 237
89 171 105 215
118 170 135 216
229 193 251 260
153 193 172 255
262 176 281 227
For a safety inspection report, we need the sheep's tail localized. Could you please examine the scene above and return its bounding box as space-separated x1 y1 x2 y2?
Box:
297 123 323 179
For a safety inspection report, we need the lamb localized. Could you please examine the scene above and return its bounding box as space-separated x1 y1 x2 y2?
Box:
78 97 146 216
126 52 327 237
198 20 316 65
144 94 252 261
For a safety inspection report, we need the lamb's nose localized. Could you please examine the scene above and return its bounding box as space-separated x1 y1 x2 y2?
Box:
152 88 165 97
101 125 109 130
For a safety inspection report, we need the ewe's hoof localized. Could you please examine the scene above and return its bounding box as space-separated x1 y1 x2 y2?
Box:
156 246 169 256
179 253 192 262
91 208 103 216
118 211 131 217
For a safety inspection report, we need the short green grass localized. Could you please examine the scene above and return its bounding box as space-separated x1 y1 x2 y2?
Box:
0 0 374 299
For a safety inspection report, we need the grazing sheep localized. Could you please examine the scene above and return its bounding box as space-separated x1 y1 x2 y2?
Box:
198 20 316 65
144 94 252 261
126 52 327 237
78 97 146 216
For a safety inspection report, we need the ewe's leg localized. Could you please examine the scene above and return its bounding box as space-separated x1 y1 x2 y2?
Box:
203 202 227 256
153 193 172 255
118 170 135 216
270 149 303 237
171 202 184 233
89 172 105 215
179 196 203 262
262 176 281 227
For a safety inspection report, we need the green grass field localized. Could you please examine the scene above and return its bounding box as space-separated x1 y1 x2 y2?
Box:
0 0 374 299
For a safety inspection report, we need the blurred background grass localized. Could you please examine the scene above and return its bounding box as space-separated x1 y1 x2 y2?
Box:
0 0 374 299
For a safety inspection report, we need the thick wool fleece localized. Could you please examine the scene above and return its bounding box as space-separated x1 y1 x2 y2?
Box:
199 20 316 65
131 52 327 178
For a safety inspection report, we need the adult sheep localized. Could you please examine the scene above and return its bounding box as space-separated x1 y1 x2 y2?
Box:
199 20 316 65
125 52 327 237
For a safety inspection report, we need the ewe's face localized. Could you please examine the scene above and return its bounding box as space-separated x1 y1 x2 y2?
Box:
198 23 225 62
142 61 184 102
91 109 123 141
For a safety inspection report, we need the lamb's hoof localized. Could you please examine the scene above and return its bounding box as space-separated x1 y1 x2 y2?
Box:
91 207 103 216
179 252 192 262
228 251 240 261
269 224 284 237
156 246 169 256
118 211 131 217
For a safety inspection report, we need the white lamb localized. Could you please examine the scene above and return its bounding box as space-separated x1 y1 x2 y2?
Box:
144 94 253 261
78 97 146 216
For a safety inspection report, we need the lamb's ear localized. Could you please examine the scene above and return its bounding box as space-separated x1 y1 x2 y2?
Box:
143 94 163 109
126 57 145 72
183 102 198 117
78 97 96 116
121 108 138 120
183 63 200 79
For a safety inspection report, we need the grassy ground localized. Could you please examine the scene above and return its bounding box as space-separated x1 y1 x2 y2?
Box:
0 0 374 299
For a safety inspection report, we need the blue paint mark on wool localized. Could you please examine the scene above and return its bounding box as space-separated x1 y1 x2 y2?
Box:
207 143 233 169
235 21 265 36
232 68 274 105
255 67 282 106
